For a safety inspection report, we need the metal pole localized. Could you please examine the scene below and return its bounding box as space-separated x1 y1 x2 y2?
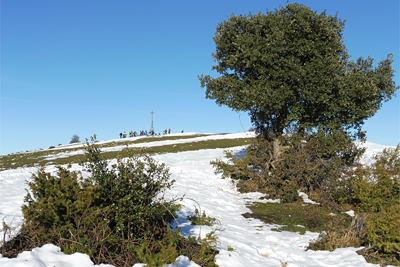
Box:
150 110 154 132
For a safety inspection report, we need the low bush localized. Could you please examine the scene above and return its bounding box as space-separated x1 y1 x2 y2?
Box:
310 145 400 266
346 146 399 265
211 129 363 203
1 136 218 267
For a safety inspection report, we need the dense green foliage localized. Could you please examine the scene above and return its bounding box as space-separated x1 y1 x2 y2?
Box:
307 146 400 266
199 2 398 138
2 137 218 267
344 146 400 263
211 130 363 203
201 4 399 262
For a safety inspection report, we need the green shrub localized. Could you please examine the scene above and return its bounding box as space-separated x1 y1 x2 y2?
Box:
344 146 400 264
310 145 400 266
2 136 218 267
366 206 400 256
211 129 363 203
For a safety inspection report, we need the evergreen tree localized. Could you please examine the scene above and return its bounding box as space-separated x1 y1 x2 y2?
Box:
199 3 398 139
70 134 80 144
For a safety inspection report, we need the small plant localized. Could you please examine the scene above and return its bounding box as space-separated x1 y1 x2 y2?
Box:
70 134 80 144
227 245 235 251
187 209 217 226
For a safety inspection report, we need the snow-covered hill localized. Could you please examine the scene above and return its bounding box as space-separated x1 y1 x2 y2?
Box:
0 133 396 267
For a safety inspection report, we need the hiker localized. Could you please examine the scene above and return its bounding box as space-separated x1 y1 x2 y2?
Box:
168 128 171 134
181 130 184 133
123 131 127 138
119 132 122 138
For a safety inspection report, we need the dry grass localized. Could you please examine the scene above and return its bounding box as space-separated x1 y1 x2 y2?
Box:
308 214 368 251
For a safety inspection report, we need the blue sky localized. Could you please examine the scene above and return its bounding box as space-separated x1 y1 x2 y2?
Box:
1 0 399 155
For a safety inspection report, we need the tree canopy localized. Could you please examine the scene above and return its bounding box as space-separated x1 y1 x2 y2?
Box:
199 3 398 139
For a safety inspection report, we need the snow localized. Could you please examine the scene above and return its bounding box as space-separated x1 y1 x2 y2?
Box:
343 210 356 217
357 141 396 166
43 132 252 160
0 133 397 267
298 192 319 205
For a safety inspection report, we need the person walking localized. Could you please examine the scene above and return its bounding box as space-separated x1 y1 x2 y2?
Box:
119 132 122 138
168 128 171 134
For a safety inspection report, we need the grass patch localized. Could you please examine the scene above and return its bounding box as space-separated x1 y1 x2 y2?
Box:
94 134 214 148
0 137 253 170
243 202 351 234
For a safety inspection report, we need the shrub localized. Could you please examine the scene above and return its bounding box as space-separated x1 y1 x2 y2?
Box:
2 136 218 266
346 146 399 264
70 134 80 144
310 145 400 265
211 129 363 203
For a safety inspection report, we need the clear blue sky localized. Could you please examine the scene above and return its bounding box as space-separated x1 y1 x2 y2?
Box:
1 0 399 155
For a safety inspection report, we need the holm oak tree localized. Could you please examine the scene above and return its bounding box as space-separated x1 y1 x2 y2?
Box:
199 3 398 139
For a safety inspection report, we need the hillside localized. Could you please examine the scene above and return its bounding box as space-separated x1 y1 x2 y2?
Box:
0 132 397 267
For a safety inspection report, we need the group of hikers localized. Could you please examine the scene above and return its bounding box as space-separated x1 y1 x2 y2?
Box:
119 128 182 138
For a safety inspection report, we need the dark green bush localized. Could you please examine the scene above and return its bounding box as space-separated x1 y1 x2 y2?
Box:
309 145 400 266
344 146 400 264
211 129 363 203
2 136 218 267
344 146 400 212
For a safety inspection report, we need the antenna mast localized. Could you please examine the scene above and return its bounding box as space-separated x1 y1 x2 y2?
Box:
150 110 154 132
